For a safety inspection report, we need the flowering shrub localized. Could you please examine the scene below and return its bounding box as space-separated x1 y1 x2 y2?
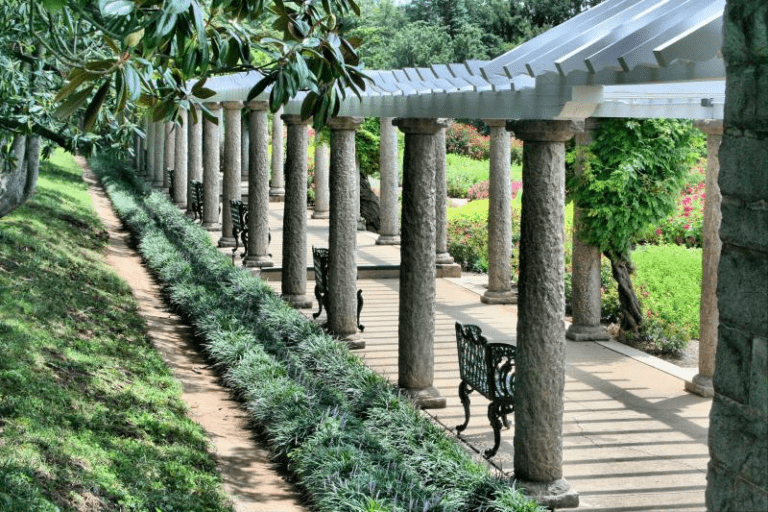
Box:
467 180 523 201
640 160 706 248
446 123 490 160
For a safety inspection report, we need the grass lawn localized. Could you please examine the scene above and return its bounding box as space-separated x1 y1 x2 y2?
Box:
0 152 232 511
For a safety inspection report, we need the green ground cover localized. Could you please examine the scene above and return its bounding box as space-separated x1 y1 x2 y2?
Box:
0 152 233 511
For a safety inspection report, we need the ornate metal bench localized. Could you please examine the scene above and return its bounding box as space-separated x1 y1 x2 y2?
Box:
454 321 516 458
189 180 204 221
166 168 175 200
229 199 248 263
312 246 364 332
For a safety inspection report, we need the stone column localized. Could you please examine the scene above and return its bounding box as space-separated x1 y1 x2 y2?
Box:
280 115 313 308
312 141 331 219
145 119 155 180
566 119 610 341
187 105 203 214
219 101 243 247
482 119 517 305
393 117 449 410
327 117 365 347
172 109 188 208
507 119 582 510
434 123 460 277
270 107 286 200
163 122 175 191
377 117 400 245
686 120 723 397
241 115 249 182
152 120 165 187
244 101 273 269
202 103 222 231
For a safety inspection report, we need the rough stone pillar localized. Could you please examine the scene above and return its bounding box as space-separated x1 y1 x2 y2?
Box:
434 123 453 262
219 101 243 247
566 119 610 341
152 120 165 187
312 142 331 219
393 117 449 410
163 122 175 190
241 115 249 182
280 115 313 309
202 103 222 231
482 119 517 305
172 109 188 208
686 120 723 397
270 107 286 200
145 120 156 181
507 119 582 510
706 7 768 508
187 105 203 213
377 117 401 245
244 101 273 269
326 117 365 347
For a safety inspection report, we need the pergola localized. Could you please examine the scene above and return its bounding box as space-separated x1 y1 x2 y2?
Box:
136 0 726 507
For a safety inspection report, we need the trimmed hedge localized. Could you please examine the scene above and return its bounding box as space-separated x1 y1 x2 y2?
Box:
92 156 544 512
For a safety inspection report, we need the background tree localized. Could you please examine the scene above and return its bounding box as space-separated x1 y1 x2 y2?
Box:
566 118 703 334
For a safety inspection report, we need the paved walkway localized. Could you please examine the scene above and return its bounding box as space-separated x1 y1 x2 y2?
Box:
209 201 712 512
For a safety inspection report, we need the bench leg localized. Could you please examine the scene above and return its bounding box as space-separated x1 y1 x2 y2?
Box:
485 401 504 459
231 228 239 264
456 380 472 433
241 231 248 260
313 285 324 319
356 289 364 332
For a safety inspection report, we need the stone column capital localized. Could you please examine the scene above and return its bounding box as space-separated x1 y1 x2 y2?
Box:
393 117 451 134
695 119 724 136
281 114 312 125
221 101 244 110
484 119 509 128
205 102 222 111
245 100 269 111
327 116 364 131
507 120 584 142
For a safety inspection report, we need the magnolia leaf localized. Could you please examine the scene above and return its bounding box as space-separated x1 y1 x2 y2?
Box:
82 79 111 132
99 0 135 17
166 0 191 14
123 65 141 101
54 85 94 120
41 0 66 12
123 28 144 48
193 87 216 100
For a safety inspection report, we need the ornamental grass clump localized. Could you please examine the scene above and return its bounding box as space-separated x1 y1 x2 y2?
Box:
92 156 543 512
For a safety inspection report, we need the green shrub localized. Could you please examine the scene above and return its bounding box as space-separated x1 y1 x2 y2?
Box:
356 118 380 177
632 244 701 351
445 153 489 198
446 122 490 160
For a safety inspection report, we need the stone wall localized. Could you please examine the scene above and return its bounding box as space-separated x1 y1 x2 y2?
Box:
706 2 768 510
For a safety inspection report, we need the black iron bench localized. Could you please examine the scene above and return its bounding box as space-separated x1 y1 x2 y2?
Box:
229 199 249 263
454 321 516 458
312 246 364 332
189 180 204 221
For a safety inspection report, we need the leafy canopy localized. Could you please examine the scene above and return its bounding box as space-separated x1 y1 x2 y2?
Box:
566 118 703 261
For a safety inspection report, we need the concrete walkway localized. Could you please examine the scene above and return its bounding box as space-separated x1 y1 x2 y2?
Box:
213 201 712 512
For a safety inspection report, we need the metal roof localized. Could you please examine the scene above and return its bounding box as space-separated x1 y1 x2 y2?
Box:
202 0 725 121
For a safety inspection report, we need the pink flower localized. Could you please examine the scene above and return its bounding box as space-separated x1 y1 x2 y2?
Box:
684 223 690 230
656 229 662 235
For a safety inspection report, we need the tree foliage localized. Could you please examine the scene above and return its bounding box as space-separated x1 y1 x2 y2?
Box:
566 118 703 332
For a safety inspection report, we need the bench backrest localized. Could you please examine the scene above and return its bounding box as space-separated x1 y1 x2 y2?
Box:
230 200 246 230
455 321 516 400
312 246 329 293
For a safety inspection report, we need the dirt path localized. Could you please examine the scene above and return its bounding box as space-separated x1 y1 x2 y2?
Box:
80 159 307 512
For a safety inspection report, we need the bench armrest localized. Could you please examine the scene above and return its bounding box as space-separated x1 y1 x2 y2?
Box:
487 343 515 398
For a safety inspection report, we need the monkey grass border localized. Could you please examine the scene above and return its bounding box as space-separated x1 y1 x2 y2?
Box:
92 156 543 512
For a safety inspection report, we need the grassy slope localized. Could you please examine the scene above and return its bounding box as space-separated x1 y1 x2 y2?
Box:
0 152 232 511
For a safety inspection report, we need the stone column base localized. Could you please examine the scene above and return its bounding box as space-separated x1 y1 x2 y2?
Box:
401 386 446 409
218 237 237 248
243 255 274 268
685 374 714 397
269 188 285 202
174 201 187 209
337 333 366 350
436 252 454 265
282 294 313 309
436 263 462 278
311 210 330 219
376 234 401 245
566 323 611 341
202 222 221 232
515 478 579 510
481 289 517 305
